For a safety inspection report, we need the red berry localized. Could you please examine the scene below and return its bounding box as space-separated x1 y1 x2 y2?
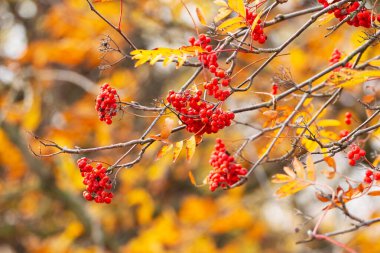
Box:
374 173 380 181
345 112 352 118
345 118 351 125
349 159 356 166
366 169 373 177
364 176 373 184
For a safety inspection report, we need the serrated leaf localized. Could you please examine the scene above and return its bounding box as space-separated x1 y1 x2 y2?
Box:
228 0 246 18
317 119 341 127
156 144 173 160
214 7 233 22
131 46 205 68
173 141 184 163
306 154 316 181
196 7 207 25
185 136 196 161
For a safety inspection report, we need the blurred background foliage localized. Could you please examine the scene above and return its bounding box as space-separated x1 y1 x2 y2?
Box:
0 0 379 252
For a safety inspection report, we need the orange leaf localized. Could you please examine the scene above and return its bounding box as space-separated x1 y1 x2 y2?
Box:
161 118 175 140
185 136 196 161
368 191 380 196
189 171 197 185
196 7 207 25
321 157 336 179
324 156 336 169
195 134 203 145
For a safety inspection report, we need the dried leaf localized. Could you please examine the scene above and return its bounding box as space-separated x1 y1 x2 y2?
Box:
194 134 203 145
324 156 336 170
196 7 207 25
284 166 296 179
185 136 196 161
228 0 246 18
173 141 184 163
306 154 316 181
293 157 306 179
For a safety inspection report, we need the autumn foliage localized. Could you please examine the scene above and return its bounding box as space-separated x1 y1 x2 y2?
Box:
1 0 380 252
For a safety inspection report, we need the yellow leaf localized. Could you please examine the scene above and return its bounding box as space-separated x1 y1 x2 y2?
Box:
271 173 293 183
22 94 41 131
156 144 173 160
196 7 207 25
214 7 233 22
228 0 246 18
327 69 380 88
130 46 205 68
218 16 246 30
173 141 184 163
250 9 263 31
306 154 316 181
275 180 311 198
317 119 341 127
214 0 228 7
317 13 335 26
185 136 196 161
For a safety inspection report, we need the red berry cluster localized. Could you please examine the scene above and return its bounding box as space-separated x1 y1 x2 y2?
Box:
328 49 353 70
166 90 235 135
246 8 267 44
207 139 247 191
189 34 218 69
347 144 366 166
95 83 119 125
339 129 349 138
345 112 352 125
363 169 380 184
204 75 231 101
271 83 279 95
77 157 113 204
318 0 380 28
